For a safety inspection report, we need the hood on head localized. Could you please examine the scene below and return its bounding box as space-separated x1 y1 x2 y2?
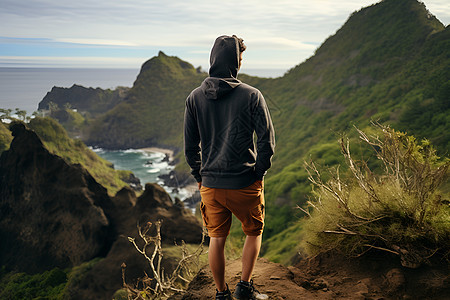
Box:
209 35 240 79
202 35 242 100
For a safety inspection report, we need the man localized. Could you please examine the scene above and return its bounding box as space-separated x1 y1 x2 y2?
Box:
184 35 275 300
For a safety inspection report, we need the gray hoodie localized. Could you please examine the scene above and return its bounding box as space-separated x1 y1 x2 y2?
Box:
184 35 275 189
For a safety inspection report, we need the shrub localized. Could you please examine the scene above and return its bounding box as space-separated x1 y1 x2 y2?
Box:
301 123 449 268
0 267 68 299
123 221 207 299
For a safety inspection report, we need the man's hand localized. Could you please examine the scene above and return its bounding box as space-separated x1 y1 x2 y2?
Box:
198 182 202 189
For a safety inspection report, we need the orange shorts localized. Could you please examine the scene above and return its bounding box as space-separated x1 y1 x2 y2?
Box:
199 180 265 237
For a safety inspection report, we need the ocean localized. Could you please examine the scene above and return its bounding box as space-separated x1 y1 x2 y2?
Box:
0 67 139 114
92 148 193 201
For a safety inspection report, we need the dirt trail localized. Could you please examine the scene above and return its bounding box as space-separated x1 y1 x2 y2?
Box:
170 254 449 300
171 258 323 299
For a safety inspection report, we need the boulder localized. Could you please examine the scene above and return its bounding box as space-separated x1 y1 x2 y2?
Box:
67 183 203 299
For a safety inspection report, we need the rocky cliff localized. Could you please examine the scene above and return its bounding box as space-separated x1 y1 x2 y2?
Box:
0 122 115 273
0 122 203 299
39 84 128 117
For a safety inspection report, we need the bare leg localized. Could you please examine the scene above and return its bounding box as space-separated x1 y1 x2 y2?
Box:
241 234 262 282
209 236 227 291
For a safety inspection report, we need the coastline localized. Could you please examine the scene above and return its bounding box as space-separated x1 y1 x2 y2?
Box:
185 182 199 194
136 147 199 207
139 147 174 160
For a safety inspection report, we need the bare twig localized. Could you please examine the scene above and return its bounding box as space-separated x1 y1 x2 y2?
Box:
123 220 206 299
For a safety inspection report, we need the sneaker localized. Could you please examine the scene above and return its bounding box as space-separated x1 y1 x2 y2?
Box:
215 283 233 300
233 279 268 300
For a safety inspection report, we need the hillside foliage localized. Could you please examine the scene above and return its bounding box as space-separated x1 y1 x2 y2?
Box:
4 117 132 195
0 122 12 153
301 124 449 267
85 52 206 149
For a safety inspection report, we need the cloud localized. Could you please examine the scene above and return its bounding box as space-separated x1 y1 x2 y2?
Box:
0 55 147 68
252 37 318 50
55 38 139 47
0 0 448 69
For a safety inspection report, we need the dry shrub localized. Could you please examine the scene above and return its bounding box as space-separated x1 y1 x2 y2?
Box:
301 123 449 268
122 220 206 299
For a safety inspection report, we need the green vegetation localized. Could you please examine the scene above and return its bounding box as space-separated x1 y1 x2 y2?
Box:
0 258 104 300
49 108 86 137
0 122 12 153
0 266 68 299
26 117 132 195
251 0 450 259
301 124 449 267
262 222 303 265
62 258 103 297
85 51 206 149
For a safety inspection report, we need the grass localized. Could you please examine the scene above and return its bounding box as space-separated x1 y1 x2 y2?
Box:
0 121 12 153
27 117 131 195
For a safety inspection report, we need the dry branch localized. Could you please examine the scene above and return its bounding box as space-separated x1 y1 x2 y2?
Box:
122 220 206 299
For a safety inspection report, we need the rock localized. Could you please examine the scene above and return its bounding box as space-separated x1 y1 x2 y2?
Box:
287 266 309 287
120 172 142 191
137 183 173 209
183 190 201 209
132 183 203 244
311 277 329 289
69 182 203 299
0 122 115 273
385 268 405 294
158 170 195 189
354 280 369 298
113 186 137 208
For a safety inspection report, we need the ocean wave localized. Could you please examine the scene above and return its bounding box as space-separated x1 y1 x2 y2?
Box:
152 162 169 169
142 151 166 160
89 147 105 153
123 148 146 154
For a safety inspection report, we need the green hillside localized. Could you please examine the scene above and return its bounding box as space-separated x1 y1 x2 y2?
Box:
0 122 12 153
85 51 206 149
0 117 133 195
251 0 449 245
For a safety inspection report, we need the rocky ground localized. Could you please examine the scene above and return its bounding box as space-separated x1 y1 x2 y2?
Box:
170 252 449 300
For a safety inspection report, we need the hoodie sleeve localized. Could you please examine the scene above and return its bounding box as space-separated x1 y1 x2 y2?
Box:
184 96 202 183
253 91 275 180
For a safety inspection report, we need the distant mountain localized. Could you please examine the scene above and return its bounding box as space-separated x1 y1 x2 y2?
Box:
38 0 449 262
84 51 206 149
39 84 129 117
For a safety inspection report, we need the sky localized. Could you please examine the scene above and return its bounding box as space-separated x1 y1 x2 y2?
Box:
1 0 449 74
